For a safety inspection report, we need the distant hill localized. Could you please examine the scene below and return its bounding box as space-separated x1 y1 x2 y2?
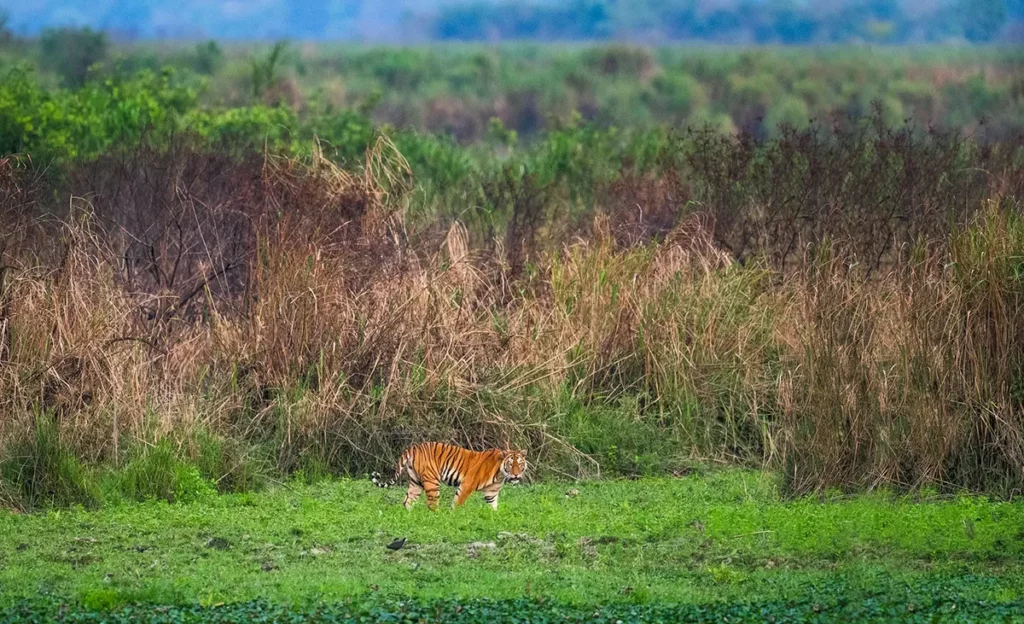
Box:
1 0 1021 43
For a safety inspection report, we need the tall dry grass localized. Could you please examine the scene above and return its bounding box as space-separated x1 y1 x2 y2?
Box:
1 135 1023 508
780 206 1024 493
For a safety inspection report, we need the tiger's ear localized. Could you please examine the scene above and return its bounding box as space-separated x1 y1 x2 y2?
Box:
519 448 527 458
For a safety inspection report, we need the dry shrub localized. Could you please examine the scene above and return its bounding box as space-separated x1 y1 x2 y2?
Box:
686 116 1024 274
0 136 411 463
0 157 46 367
2 131 1024 497
424 97 484 143
585 46 658 82
0 207 145 460
262 76 305 110
596 168 691 247
780 203 1024 493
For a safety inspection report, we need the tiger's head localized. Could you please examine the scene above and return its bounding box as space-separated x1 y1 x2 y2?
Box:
501 449 528 484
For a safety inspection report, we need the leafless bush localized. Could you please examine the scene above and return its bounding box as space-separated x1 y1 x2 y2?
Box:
686 109 1024 274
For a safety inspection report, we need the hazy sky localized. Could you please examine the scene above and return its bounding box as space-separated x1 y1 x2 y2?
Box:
0 0 426 39
1 0 1019 43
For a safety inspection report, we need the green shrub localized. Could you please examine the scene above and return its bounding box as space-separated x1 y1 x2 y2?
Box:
38 27 109 88
302 108 375 164
0 66 196 162
764 95 811 131
250 40 289 99
0 416 99 509
644 72 706 121
192 41 224 75
103 439 216 504
186 105 297 156
550 393 685 477
192 431 269 494
392 129 476 193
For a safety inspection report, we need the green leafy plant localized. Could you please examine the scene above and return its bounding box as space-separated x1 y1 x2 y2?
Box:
251 40 289 99
38 27 109 88
0 415 99 509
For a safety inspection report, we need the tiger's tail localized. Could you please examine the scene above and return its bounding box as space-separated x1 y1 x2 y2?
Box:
371 450 411 488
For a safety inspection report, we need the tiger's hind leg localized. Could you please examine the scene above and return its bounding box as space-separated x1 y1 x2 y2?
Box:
403 483 423 509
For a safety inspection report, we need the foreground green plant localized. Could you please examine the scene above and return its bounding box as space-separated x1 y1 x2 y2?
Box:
6 590 1024 624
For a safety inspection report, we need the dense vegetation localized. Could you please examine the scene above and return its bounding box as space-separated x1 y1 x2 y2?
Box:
3 30 1024 141
0 38 1023 514
3 473 1024 621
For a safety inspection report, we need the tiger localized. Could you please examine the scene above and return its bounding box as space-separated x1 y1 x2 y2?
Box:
371 442 527 511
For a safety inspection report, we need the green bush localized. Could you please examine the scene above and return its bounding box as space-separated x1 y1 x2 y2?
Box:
0 66 196 162
302 108 375 164
0 416 99 510
250 40 289 98
393 129 476 192
186 105 298 156
644 72 706 122
764 95 811 131
103 439 216 504
192 40 224 75
38 27 109 88
550 393 685 477
192 431 269 494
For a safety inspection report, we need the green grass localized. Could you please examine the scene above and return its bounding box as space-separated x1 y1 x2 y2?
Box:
2 470 1024 615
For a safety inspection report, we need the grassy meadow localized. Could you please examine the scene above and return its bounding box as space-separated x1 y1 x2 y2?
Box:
4 471 1024 621
1 30 1024 621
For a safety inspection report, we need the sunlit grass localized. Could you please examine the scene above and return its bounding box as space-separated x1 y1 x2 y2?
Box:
2 471 1023 609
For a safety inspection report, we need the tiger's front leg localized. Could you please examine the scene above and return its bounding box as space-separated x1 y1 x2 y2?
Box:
424 480 441 511
481 484 503 510
453 482 474 508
